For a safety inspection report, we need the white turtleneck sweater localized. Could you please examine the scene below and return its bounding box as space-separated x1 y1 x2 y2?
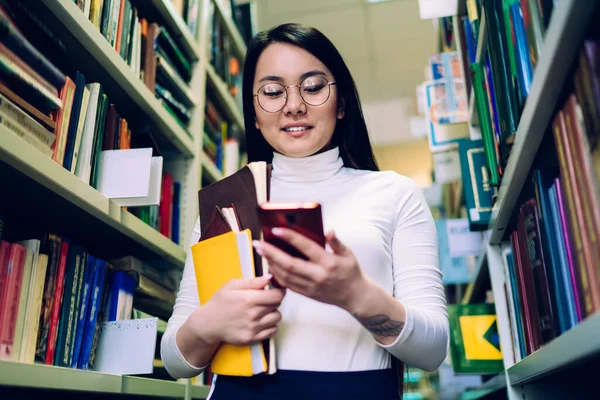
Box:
161 147 449 378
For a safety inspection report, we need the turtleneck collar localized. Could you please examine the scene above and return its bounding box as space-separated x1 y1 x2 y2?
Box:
271 147 345 184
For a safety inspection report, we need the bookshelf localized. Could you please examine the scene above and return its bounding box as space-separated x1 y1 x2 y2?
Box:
206 62 245 129
488 0 592 244
0 0 247 397
452 0 600 398
40 0 196 158
0 360 208 399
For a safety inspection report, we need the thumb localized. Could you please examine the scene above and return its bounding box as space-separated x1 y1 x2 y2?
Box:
326 230 349 255
229 274 273 290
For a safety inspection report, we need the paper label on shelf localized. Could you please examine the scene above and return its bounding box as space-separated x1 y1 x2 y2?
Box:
93 318 158 375
97 148 152 199
114 157 163 207
446 218 483 257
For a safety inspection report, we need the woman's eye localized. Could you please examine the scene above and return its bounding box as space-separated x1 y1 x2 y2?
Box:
303 84 325 94
264 90 283 98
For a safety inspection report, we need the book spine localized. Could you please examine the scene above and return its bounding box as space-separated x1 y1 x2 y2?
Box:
78 259 106 369
24 253 48 363
45 240 69 365
0 17 66 88
35 234 61 362
90 93 109 189
553 111 600 316
1 113 53 159
71 255 95 368
0 244 25 360
67 252 87 366
52 76 76 165
0 241 10 333
12 246 33 361
554 178 583 322
0 93 55 146
75 83 101 182
63 72 87 171
0 42 58 96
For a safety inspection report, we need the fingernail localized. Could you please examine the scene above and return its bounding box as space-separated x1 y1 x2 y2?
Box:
253 241 264 255
272 227 284 236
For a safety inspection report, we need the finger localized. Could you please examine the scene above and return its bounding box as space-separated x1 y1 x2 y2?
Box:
326 230 349 256
270 227 328 263
228 275 272 290
256 310 282 330
255 240 320 281
251 287 286 306
250 325 278 344
270 265 313 294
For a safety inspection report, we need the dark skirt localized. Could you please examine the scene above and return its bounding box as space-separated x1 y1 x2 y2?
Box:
208 369 401 400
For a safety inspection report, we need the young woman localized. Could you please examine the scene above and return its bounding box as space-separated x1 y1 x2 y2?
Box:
162 23 449 399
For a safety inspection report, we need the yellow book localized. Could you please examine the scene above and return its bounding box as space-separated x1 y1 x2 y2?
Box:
191 229 268 377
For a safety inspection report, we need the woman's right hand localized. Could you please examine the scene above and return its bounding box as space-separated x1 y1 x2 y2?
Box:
187 274 286 346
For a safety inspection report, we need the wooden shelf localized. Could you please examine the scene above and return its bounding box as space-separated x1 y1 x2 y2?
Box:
211 0 247 61
40 0 195 158
206 63 245 129
508 312 600 385
191 384 211 399
0 360 194 398
149 0 201 62
489 0 595 244
200 152 224 182
0 131 186 268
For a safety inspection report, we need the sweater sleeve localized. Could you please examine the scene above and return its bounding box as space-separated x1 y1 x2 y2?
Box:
377 178 449 372
160 217 207 379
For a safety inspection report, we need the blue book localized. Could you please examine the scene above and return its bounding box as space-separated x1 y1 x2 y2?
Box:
548 182 579 329
77 259 107 370
510 2 533 111
463 17 476 64
171 182 181 245
63 71 87 171
505 249 527 360
71 255 96 368
107 271 135 321
532 169 571 334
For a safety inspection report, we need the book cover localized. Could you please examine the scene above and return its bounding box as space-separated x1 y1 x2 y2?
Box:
548 180 581 326
45 238 69 365
23 253 48 363
52 76 76 165
90 93 109 189
552 111 597 317
159 173 174 239
71 254 96 368
35 233 61 362
54 245 85 367
74 82 102 183
0 243 26 360
520 199 556 344
447 304 504 374
458 139 494 230
63 72 88 172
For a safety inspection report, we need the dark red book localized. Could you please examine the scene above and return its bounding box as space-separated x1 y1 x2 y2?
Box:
159 173 174 239
45 239 69 365
0 243 26 360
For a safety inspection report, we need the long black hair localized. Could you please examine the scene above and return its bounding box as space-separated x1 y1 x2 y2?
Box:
242 23 379 171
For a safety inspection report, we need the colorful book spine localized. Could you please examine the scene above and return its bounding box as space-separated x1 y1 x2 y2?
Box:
0 243 26 360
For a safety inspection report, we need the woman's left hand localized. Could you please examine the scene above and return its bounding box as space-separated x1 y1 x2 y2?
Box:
252 228 368 311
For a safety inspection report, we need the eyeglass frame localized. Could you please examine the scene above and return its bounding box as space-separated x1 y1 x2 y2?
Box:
253 77 337 113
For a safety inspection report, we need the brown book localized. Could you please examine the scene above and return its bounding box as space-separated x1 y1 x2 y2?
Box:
513 221 542 355
119 118 130 149
0 82 55 132
102 105 117 151
563 95 600 309
553 110 600 316
0 43 58 96
141 19 157 93
51 77 76 165
520 199 556 344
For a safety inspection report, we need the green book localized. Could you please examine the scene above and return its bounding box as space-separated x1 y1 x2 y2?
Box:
448 304 505 374
470 62 500 186
459 139 495 230
157 28 192 82
54 245 85 367
90 93 109 189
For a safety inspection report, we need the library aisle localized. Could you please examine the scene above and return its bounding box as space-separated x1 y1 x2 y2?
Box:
0 0 599 399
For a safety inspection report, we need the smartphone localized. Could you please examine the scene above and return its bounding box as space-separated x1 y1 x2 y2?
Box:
257 202 326 260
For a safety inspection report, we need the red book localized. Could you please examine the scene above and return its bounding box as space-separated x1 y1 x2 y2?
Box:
555 105 600 316
45 240 69 365
0 241 11 332
0 243 26 360
159 173 174 238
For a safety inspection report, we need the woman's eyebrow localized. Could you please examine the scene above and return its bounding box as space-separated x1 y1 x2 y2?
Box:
258 70 328 84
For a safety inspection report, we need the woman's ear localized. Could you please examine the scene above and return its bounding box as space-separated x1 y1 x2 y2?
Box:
337 98 346 119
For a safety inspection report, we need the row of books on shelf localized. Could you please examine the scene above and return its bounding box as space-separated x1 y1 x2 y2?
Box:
0 2 184 244
204 99 242 178
462 0 556 186
156 0 202 39
73 0 198 131
500 48 600 363
0 222 177 371
207 0 242 110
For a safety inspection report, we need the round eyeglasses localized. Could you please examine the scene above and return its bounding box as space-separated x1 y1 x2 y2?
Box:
253 76 337 113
